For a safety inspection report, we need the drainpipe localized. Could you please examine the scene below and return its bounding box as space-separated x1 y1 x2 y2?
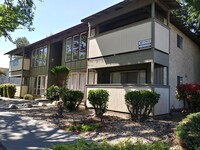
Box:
20 48 25 98
84 22 91 109
151 1 155 117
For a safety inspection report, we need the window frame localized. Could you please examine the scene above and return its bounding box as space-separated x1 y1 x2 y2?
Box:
72 34 80 61
79 32 87 60
177 34 183 49
65 37 72 62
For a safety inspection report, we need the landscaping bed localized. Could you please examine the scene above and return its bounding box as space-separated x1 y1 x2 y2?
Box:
0 98 186 147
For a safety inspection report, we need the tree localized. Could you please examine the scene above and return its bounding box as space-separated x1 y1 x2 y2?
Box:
0 0 35 41
14 37 30 48
0 69 6 76
51 66 70 117
173 0 200 37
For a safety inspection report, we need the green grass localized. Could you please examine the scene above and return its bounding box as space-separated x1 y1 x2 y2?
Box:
51 139 170 150
67 123 101 132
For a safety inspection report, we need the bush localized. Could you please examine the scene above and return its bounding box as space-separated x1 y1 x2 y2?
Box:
51 139 169 150
125 90 160 122
0 84 3 96
176 84 200 112
176 112 200 150
7 84 16 98
0 84 16 98
88 89 109 119
67 123 101 132
47 85 60 102
23 94 34 100
62 89 84 112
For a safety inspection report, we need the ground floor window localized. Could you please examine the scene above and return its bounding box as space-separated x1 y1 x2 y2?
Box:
110 70 146 84
30 75 47 96
67 72 86 91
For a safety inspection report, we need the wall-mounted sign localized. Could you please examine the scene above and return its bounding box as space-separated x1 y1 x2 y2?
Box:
138 39 151 49
12 59 19 67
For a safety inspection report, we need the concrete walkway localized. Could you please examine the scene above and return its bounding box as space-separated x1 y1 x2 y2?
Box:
0 108 81 150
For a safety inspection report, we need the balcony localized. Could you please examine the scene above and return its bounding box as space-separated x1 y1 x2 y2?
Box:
10 58 30 76
86 84 169 115
89 19 169 59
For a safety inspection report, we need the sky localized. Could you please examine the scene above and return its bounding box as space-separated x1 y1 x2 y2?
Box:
0 0 122 68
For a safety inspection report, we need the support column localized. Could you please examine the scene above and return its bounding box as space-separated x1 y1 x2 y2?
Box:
151 62 154 85
20 48 25 98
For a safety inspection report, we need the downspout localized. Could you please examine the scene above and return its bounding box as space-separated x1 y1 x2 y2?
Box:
84 22 91 109
151 1 155 116
20 48 25 98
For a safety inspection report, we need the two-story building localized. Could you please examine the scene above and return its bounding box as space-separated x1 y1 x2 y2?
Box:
82 0 200 115
5 0 200 115
5 23 88 98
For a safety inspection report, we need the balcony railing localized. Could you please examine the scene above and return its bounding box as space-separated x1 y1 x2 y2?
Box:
10 58 30 72
86 84 169 115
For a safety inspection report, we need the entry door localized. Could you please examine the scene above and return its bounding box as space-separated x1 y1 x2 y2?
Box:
34 76 46 96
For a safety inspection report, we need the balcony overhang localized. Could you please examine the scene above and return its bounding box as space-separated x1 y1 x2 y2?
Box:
81 0 180 23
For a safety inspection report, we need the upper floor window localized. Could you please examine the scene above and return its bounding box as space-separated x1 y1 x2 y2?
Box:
31 46 48 67
65 38 72 62
79 32 87 59
72 35 79 60
65 32 87 62
177 34 183 49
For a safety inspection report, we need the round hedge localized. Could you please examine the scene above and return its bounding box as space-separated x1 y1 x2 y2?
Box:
176 112 200 149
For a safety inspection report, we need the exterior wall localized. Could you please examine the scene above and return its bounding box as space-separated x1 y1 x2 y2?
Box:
89 20 151 58
88 50 153 69
86 85 169 115
15 85 28 97
154 22 169 54
169 23 200 109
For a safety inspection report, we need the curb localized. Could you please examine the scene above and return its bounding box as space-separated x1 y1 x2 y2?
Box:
0 142 8 150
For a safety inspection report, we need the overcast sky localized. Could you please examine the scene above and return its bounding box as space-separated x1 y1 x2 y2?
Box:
0 0 122 68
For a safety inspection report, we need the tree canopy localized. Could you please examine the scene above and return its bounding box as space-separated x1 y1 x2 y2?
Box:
14 37 30 48
174 0 200 37
0 69 6 76
0 0 35 41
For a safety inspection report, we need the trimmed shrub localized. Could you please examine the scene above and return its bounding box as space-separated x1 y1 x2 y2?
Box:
47 85 60 102
176 84 200 112
67 123 101 132
23 94 34 100
0 84 16 98
51 66 70 87
7 84 16 98
125 90 160 122
176 112 200 150
88 89 109 118
51 139 169 150
0 84 3 96
62 89 84 112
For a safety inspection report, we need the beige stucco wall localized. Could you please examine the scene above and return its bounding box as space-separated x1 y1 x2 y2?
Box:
169 24 200 109
89 21 152 58
155 22 169 53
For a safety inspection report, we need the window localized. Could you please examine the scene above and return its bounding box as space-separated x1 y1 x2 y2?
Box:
31 46 48 67
72 35 79 60
177 34 183 49
65 38 72 62
65 32 87 62
79 33 87 59
68 73 86 91
32 76 46 96
177 76 183 85
110 70 146 84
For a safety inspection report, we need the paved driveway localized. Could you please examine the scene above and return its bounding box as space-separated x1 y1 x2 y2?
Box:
0 108 81 150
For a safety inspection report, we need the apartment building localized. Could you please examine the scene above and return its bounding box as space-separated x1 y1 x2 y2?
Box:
5 0 200 115
5 23 88 97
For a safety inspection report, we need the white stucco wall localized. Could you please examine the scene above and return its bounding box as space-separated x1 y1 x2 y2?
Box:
169 24 200 109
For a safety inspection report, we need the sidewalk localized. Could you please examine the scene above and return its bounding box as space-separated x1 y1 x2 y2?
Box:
0 108 81 150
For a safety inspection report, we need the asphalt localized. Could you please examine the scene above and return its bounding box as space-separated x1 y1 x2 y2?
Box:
0 108 82 150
